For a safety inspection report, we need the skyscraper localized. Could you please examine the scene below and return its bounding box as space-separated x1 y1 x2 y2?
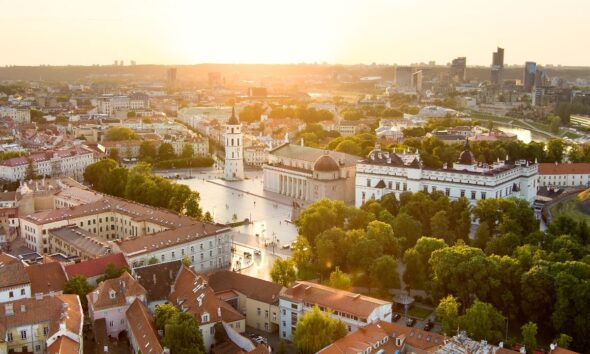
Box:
523 61 537 92
450 57 467 82
166 68 177 88
395 66 414 89
490 47 504 86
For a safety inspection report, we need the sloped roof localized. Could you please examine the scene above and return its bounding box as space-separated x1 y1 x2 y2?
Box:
88 272 147 311
26 261 67 295
207 270 283 304
169 266 244 326
126 299 163 354
0 253 29 289
134 260 182 303
65 253 129 279
539 163 590 175
269 143 358 166
281 281 391 319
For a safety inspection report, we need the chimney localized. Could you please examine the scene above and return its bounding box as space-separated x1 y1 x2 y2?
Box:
153 273 157 285
20 304 26 313
217 307 221 317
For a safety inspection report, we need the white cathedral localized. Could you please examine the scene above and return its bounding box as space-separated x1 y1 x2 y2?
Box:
223 107 245 181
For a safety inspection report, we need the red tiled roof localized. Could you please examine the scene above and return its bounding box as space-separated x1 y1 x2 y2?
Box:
65 253 129 279
539 163 590 175
26 262 67 295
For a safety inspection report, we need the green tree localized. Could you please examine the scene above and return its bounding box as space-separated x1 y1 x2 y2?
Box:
105 126 138 141
293 306 347 354
181 144 194 159
96 263 129 284
436 295 460 336
328 267 352 290
392 212 422 249
63 276 93 310
139 141 157 162
84 159 118 191
546 139 564 163
24 159 37 180
549 115 561 134
154 303 180 330
148 257 158 265
474 222 491 248
403 248 426 290
430 210 452 243
460 300 505 343
163 311 205 354
335 140 362 156
270 258 297 287
181 256 192 267
108 148 120 162
430 244 495 307
158 142 176 161
297 199 346 246
369 255 400 293
554 334 573 349
521 321 538 354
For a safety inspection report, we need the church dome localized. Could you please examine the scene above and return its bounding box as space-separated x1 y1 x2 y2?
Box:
458 138 475 165
313 154 340 172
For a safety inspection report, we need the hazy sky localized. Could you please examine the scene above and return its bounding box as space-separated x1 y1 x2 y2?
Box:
0 0 588 67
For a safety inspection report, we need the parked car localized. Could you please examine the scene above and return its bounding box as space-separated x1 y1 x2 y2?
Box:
423 319 433 331
392 313 401 322
282 243 291 249
406 318 416 327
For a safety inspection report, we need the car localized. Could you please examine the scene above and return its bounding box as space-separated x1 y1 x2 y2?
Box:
392 313 401 322
423 320 433 331
406 318 416 327
281 243 291 249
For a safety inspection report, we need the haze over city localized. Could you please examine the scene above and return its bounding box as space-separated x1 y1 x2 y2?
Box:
1 1 590 354
1 0 589 66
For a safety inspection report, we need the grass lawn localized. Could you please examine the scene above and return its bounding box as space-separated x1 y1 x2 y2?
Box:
407 305 432 319
550 194 590 224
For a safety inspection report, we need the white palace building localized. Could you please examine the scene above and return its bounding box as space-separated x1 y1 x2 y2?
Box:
355 140 538 208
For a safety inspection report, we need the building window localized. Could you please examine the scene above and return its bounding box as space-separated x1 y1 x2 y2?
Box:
481 192 486 200
366 179 371 187
257 308 261 316
403 182 407 191
388 181 392 189
20 289 25 296
423 186 428 193
395 182 400 190
7 332 12 342
161 254 165 262
43 327 49 336
445 188 450 196
471 191 476 200
460 189 465 198
21 330 27 339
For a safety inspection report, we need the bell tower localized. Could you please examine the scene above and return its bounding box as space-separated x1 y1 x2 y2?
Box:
223 106 244 181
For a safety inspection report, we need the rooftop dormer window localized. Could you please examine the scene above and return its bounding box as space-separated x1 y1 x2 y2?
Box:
109 289 116 299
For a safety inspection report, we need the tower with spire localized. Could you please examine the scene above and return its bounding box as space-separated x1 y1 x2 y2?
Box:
223 106 245 181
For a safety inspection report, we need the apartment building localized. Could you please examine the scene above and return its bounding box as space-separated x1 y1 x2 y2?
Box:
279 281 392 341
0 253 31 303
48 225 112 261
207 270 283 333
169 266 246 351
0 146 95 182
0 294 83 354
538 163 590 188
111 223 233 272
87 272 147 337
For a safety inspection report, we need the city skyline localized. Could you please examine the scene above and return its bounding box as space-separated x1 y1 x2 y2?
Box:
1 0 589 67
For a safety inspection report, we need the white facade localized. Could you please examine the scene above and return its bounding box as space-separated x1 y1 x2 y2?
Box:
0 147 95 182
355 147 538 208
538 163 590 188
118 230 233 272
279 294 392 341
0 284 31 304
244 145 268 167
224 108 245 181
0 107 31 123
